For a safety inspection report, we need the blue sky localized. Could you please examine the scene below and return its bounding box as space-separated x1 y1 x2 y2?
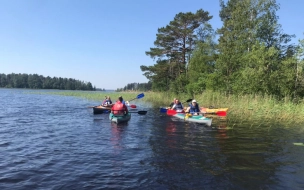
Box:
1 0 303 90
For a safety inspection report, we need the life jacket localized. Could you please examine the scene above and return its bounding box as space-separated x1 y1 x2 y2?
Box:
104 99 112 105
189 103 199 114
112 101 127 115
173 102 183 112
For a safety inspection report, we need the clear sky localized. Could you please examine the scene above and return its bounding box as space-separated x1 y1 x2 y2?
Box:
1 0 303 90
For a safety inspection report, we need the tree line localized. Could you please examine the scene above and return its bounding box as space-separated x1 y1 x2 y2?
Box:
0 73 95 91
141 0 304 99
116 82 152 92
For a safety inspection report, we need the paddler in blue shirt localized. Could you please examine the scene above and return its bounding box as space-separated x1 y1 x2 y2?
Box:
185 99 200 115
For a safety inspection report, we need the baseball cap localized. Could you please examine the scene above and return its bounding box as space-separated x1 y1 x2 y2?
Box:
192 99 197 103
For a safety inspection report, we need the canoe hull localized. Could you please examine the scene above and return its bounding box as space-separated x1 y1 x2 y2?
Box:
173 113 212 126
162 107 228 115
200 107 228 114
93 106 112 114
109 113 131 123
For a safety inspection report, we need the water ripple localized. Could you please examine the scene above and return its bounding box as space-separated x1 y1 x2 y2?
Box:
0 89 304 189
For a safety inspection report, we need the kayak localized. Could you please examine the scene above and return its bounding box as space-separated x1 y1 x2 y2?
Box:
200 107 228 114
109 113 131 123
93 105 112 114
161 107 228 113
172 113 212 126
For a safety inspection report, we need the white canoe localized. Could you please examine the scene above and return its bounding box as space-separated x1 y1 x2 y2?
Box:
172 113 212 126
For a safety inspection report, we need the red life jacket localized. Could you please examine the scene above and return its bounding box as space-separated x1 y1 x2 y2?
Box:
112 101 127 115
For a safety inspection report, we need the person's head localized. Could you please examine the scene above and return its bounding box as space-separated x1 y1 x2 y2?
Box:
192 99 197 104
108 96 111 100
118 96 123 102
175 99 180 104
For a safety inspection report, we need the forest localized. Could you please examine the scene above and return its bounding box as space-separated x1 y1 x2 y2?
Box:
141 0 304 99
0 73 95 91
116 82 152 92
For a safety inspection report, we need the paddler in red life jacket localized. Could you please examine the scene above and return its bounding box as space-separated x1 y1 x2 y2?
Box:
111 96 128 115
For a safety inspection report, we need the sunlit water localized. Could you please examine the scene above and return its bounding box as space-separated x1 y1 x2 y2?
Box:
0 89 304 189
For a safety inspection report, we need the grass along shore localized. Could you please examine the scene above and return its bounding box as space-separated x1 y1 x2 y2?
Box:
32 90 304 126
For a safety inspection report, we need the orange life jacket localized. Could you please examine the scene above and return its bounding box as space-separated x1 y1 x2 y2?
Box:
112 101 127 115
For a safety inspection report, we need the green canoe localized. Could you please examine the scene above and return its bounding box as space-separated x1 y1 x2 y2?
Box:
109 113 131 124
173 113 212 126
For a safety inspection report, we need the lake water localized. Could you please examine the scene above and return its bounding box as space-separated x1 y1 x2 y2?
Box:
0 89 304 189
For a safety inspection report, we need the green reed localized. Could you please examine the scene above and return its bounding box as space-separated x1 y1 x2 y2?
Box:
32 90 304 125
142 90 304 125
29 90 141 102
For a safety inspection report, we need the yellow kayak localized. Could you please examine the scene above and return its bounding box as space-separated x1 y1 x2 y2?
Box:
200 107 228 114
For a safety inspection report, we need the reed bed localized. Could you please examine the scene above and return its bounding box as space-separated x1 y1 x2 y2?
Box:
32 90 304 126
138 90 304 126
30 90 141 102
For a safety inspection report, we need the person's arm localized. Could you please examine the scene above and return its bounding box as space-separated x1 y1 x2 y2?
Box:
171 104 176 110
124 104 128 114
102 99 107 105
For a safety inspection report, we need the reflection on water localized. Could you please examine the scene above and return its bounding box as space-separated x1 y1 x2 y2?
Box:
110 122 128 151
0 89 304 189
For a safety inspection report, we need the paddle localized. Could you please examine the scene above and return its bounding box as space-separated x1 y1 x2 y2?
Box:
111 110 147 115
167 109 184 115
160 107 168 113
128 93 145 102
183 98 193 104
88 105 112 108
129 110 147 115
130 104 137 108
214 111 227 117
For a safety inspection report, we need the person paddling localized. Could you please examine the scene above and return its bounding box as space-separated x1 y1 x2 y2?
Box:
171 99 184 113
111 96 128 115
106 96 112 105
102 96 112 106
169 98 177 109
118 96 126 105
185 99 200 115
101 96 108 106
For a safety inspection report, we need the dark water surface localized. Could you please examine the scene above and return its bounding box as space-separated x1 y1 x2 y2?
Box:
1 89 304 189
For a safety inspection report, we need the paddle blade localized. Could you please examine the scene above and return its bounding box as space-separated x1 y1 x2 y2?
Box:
137 93 145 99
160 107 168 113
167 109 177 116
182 99 193 104
130 104 137 108
137 111 147 115
216 111 227 117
